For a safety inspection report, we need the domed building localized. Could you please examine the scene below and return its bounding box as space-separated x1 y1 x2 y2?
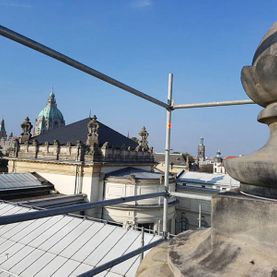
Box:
34 92 65 136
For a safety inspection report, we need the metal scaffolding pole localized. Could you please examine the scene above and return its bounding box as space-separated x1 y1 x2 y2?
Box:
78 238 165 277
0 192 166 225
162 73 173 238
173 99 254 110
0 25 169 109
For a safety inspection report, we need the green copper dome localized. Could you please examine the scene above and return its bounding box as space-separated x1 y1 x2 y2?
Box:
38 92 64 120
34 92 65 136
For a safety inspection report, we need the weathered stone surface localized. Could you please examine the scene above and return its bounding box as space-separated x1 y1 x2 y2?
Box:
136 241 173 277
225 22 277 197
137 193 277 276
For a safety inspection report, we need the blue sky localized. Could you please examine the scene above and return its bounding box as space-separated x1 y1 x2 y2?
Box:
0 0 276 156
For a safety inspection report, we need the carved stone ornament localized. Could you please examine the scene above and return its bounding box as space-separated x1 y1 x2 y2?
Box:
224 22 277 198
86 115 99 146
136 126 149 151
20 116 33 143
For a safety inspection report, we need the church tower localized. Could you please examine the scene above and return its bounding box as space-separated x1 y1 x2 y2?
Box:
197 137 205 162
34 91 65 136
0 118 7 139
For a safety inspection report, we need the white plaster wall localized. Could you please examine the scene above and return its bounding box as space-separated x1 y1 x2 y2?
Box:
38 172 76 195
105 181 175 206
103 205 176 233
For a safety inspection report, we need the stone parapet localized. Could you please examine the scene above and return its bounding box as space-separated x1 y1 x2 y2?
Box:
137 192 277 276
9 140 155 164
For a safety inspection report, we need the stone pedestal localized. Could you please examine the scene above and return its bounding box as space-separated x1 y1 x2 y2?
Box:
137 192 277 276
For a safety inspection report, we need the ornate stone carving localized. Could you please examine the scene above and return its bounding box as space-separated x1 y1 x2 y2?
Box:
19 117 33 144
136 126 149 151
86 115 99 147
224 22 277 198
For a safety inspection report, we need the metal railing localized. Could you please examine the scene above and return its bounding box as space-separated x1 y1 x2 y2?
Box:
0 25 256 276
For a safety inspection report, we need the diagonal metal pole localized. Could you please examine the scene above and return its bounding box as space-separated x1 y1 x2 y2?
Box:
0 25 169 109
173 99 254 109
0 192 166 225
162 73 173 238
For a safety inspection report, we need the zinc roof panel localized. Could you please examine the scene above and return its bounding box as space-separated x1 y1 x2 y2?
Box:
111 233 155 276
29 216 73 248
35 255 68 277
0 270 12 277
48 219 92 255
0 245 33 272
20 252 55 277
8 249 45 275
85 227 127 267
105 272 123 277
69 263 92 277
19 215 63 245
0 240 17 256
98 229 140 266
10 217 50 242
125 236 162 277
71 224 115 262
0 203 161 276
51 259 80 277
38 217 80 251
60 222 103 259
0 219 36 240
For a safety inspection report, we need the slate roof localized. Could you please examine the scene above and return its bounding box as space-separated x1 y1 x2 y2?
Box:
33 117 138 148
0 202 161 276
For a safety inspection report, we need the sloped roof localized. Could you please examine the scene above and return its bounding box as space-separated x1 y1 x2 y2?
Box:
106 167 169 180
0 173 54 200
177 171 240 187
0 202 161 276
33 117 138 148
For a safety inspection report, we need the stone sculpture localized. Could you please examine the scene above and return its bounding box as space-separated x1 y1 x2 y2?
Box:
19 117 33 143
136 126 149 151
224 22 277 198
86 115 99 146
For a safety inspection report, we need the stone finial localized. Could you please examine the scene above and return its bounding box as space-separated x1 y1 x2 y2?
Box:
86 115 99 146
136 126 150 151
19 117 33 143
224 22 277 198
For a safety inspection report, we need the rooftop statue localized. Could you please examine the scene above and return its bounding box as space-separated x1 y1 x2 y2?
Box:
86 115 99 146
224 22 277 198
19 116 32 143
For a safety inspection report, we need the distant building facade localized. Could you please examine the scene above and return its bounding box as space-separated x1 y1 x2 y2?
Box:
213 149 226 174
175 171 240 232
34 92 65 136
103 167 176 233
0 118 15 159
8 115 176 233
197 137 206 163
0 118 7 139
154 152 190 174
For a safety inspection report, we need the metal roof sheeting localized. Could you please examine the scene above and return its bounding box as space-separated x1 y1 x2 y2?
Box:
0 173 45 190
177 171 240 187
0 202 161 276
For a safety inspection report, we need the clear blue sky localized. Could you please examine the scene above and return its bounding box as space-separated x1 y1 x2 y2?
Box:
0 0 276 157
